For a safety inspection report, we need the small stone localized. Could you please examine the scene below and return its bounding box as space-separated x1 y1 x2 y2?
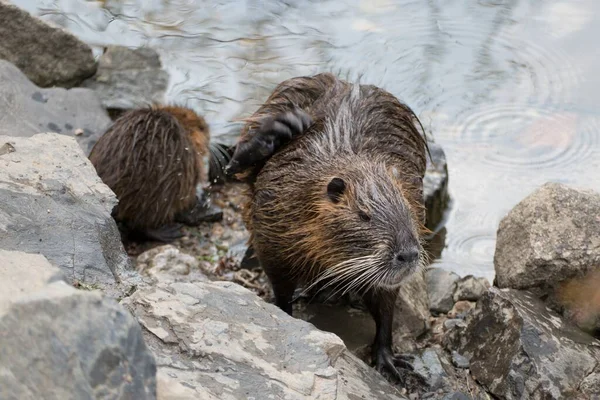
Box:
453 275 490 302
425 268 459 314
443 319 466 330
447 300 475 319
451 351 469 369
442 393 471 400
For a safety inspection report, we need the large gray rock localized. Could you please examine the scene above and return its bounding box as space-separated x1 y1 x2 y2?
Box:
495 182 600 292
82 46 169 114
0 60 111 155
424 141 449 231
0 2 96 88
0 133 135 298
122 279 408 400
426 267 460 314
454 287 600 399
0 250 156 400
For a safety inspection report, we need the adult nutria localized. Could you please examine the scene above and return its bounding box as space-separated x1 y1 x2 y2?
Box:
89 105 219 242
226 73 429 383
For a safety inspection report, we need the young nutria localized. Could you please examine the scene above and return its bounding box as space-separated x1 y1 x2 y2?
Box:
226 73 429 383
557 269 600 338
89 105 217 242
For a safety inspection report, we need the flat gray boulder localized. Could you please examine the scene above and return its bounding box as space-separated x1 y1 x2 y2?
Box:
0 60 111 155
122 278 408 400
454 287 600 399
495 182 600 291
82 45 169 114
0 249 156 400
0 133 135 298
0 2 96 88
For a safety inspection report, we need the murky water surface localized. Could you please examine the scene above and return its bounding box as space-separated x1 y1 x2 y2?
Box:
14 0 600 281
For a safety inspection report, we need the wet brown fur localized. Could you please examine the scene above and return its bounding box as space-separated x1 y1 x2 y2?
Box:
557 268 600 336
88 105 209 232
237 73 429 289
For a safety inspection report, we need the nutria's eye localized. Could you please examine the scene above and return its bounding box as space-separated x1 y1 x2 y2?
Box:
358 210 371 222
327 177 346 203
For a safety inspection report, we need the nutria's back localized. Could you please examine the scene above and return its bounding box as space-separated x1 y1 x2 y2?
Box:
89 106 209 232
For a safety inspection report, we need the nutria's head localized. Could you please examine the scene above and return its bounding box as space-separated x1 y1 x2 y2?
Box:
288 157 425 295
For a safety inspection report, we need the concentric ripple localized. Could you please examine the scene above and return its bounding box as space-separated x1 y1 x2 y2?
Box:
452 104 596 172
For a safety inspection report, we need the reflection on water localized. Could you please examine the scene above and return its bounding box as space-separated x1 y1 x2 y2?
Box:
12 0 600 281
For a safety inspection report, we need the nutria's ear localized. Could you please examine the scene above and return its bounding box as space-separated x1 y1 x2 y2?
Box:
327 177 345 203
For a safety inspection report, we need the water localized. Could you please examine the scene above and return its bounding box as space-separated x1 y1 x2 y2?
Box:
12 0 600 281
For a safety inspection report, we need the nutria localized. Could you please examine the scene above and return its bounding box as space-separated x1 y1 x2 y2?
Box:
226 73 429 383
89 105 218 242
557 269 600 337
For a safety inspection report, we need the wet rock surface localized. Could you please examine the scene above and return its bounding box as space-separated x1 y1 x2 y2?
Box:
0 133 135 298
424 141 450 231
0 60 112 155
0 2 96 88
452 287 600 399
495 182 600 292
82 46 169 115
426 268 460 314
0 249 156 400
122 278 408 400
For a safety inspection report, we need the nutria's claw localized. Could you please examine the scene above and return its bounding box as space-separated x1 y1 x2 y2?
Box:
374 346 428 389
226 108 312 175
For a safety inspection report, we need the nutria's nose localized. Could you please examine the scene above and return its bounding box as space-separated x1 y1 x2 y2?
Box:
395 249 419 264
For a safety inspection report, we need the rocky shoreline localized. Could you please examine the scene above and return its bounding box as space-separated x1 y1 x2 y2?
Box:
1 4 598 399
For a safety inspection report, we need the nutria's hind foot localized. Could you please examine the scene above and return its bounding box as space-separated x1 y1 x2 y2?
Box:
143 224 185 242
175 195 223 226
226 108 312 175
374 346 428 389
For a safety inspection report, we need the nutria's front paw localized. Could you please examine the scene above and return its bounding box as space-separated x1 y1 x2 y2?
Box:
226 108 312 175
374 346 428 389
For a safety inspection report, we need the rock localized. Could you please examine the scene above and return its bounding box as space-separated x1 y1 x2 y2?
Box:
454 287 600 399
82 46 169 115
0 133 135 298
495 182 600 292
451 351 469 369
426 268 459 314
447 301 476 319
0 60 111 155
0 250 156 400
453 275 490 302
136 245 209 284
444 319 467 331
412 348 450 391
580 370 600 398
121 279 408 400
0 2 96 88
394 269 431 342
408 347 488 398
424 141 449 230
